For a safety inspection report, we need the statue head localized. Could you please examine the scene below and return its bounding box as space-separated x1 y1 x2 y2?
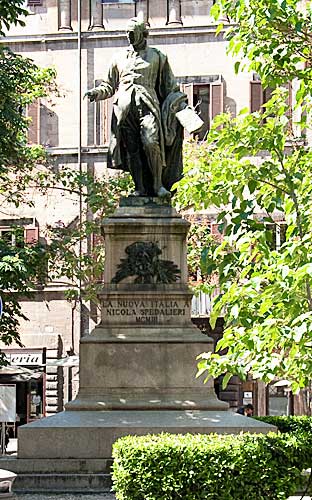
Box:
126 18 148 50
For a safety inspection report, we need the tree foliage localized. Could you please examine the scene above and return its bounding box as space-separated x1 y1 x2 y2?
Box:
212 0 312 103
176 0 312 392
0 48 56 204
0 2 134 349
187 223 217 282
0 0 27 36
0 5 57 348
0 229 48 355
45 170 132 302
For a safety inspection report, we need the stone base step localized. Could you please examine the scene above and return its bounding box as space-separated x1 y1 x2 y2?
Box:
18 410 276 459
13 473 112 493
0 457 112 474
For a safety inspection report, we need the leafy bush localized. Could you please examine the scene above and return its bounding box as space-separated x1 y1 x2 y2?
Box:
255 417 312 480
255 416 312 435
112 431 310 500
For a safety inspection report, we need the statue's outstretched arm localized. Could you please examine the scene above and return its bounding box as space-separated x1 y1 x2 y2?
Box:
84 62 119 102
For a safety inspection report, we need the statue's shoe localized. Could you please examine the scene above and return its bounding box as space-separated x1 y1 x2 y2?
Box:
131 190 145 197
157 186 171 198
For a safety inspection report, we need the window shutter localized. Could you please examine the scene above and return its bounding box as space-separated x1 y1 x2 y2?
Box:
92 232 104 281
286 82 292 109
25 227 39 244
104 96 113 144
210 81 223 121
92 233 104 247
250 81 263 112
282 81 292 121
263 86 273 104
210 223 222 235
181 83 194 107
95 97 113 145
94 79 102 145
210 223 224 241
94 78 113 145
95 99 104 145
27 100 40 144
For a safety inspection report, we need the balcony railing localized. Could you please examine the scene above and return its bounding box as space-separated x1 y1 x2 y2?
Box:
191 287 221 317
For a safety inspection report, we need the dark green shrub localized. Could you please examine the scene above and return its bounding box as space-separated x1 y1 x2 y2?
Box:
255 415 312 435
255 416 312 491
112 432 310 500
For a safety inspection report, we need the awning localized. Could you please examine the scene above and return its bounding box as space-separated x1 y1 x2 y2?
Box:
0 366 43 381
273 379 291 387
46 356 79 367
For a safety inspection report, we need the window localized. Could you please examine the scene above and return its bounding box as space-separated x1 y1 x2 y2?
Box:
0 222 45 286
264 222 287 250
0 229 17 247
24 227 39 245
180 0 215 18
134 0 149 24
180 78 224 140
94 77 223 145
250 77 292 115
0 220 39 247
0 227 30 248
250 80 273 113
167 0 182 24
267 381 293 416
26 100 58 147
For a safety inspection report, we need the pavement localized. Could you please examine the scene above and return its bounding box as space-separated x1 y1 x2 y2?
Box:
13 495 311 499
15 496 116 499
5 437 17 455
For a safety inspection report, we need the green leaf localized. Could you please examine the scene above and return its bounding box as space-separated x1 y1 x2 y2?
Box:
221 372 232 389
210 3 221 21
234 61 240 74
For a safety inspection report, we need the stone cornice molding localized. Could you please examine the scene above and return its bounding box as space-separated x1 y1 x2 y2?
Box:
0 24 233 46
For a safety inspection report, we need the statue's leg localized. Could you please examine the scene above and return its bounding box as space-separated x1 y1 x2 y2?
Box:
120 114 146 196
144 143 163 194
140 111 170 198
127 150 145 196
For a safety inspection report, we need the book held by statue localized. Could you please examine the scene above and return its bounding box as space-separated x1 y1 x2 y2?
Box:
176 106 204 134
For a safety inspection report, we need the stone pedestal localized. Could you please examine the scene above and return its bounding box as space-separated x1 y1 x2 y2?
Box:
18 197 275 462
66 198 225 413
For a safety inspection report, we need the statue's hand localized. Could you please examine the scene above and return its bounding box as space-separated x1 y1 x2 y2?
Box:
84 88 100 102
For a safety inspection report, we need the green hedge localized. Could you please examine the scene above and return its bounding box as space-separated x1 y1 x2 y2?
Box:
255 415 312 434
112 431 311 500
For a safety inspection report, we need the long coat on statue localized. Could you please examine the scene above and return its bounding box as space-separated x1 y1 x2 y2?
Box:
93 45 186 191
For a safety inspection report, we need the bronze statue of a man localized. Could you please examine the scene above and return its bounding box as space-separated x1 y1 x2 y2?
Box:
85 18 193 198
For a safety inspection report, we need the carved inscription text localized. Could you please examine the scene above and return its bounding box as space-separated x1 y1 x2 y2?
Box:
103 298 188 324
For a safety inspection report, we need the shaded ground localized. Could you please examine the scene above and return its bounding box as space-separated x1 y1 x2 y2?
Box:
14 495 311 499
15 495 115 499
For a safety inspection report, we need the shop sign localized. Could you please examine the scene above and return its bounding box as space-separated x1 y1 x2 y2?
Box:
243 391 253 405
9 352 43 366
